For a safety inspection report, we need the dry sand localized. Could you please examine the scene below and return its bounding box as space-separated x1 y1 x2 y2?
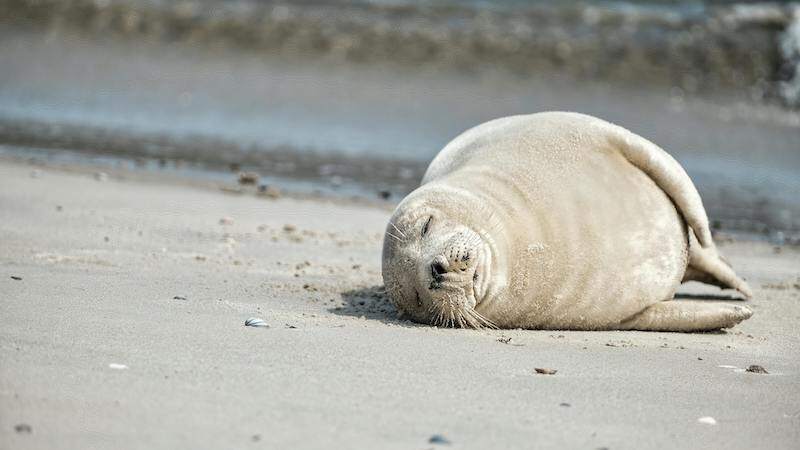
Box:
1 159 799 449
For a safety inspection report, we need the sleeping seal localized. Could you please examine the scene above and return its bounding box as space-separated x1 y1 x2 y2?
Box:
381 112 753 331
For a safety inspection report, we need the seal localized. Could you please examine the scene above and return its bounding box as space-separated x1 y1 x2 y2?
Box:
381 112 753 331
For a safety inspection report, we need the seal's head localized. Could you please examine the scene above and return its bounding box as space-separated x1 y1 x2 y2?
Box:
382 197 496 328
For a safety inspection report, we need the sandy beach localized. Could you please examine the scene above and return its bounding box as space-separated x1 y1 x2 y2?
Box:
1 158 799 449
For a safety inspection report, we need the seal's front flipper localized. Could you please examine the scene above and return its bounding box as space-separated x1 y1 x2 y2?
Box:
682 230 753 299
619 300 752 332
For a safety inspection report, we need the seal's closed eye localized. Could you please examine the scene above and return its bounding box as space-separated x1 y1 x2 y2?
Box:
421 216 433 236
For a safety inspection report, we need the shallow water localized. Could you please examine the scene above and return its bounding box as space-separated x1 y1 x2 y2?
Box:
0 30 799 233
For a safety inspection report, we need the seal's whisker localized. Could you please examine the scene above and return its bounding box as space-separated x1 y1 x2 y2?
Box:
389 221 406 238
469 309 498 329
385 231 404 243
463 309 480 329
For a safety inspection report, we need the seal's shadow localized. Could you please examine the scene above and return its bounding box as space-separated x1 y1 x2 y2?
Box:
333 285 416 326
674 293 747 301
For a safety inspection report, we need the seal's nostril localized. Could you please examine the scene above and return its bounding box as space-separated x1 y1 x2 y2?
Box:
431 262 447 276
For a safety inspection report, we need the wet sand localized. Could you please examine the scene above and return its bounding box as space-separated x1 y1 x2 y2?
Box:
1 159 799 449
2 30 799 233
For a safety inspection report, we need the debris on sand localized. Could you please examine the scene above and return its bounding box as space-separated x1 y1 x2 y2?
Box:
219 216 235 226
10 276 22 280
257 184 281 199
697 416 717 425
244 317 269 328
428 434 451 445
378 189 391 200
94 172 108 182
534 368 558 375
237 171 259 185
219 185 243 195
496 336 525 346
605 339 635 348
283 224 297 233
173 295 187 301
108 363 128 370
746 365 769 374
14 423 32 434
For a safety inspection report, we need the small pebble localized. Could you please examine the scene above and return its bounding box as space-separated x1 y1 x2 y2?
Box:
745 365 768 374
219 216 235 226
428 434 451 445
245 317 268 328
14 423 32 434
10 276 22 281
257 185 281 199
378 189 391 200
237 172 259 185
559 402 571 407
697 416 717 425
173 296 187 301
535 368 557 375
94 172 108 182
108 363 128 370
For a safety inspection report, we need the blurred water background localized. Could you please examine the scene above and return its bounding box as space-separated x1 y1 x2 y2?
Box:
1 0 799 236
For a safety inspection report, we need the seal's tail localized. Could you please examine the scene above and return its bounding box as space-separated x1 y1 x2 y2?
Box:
682 230 753 299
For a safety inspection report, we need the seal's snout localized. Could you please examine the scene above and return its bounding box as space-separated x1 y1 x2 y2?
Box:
426 234 479 292
429 255 449 289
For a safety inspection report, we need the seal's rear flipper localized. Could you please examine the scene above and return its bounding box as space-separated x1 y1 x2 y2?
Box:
683 230 753 299
619 300 752 332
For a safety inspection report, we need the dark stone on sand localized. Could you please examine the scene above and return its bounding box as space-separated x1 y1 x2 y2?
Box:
378 189 391 199
10 276 22 280
173 295 187 300
746 365 768 374
237 171 259 185
14 423 32 434
535 368 558 375
257 184 281 199
428 434 451 445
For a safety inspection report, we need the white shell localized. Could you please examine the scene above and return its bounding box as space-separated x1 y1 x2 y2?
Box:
245 317 268 328
697 416 717 425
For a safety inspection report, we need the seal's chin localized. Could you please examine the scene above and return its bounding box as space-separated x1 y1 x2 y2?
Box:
426 283 495 329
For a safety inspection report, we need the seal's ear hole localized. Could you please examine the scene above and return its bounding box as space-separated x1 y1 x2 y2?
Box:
421 216 433 236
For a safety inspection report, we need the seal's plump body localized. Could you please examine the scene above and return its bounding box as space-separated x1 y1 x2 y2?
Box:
382 112 753 331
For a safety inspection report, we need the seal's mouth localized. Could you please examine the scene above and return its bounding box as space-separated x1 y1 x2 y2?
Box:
423 236 495 328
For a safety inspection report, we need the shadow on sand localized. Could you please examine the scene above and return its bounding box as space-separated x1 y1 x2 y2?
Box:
674 293 748 301
331 285 418 326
